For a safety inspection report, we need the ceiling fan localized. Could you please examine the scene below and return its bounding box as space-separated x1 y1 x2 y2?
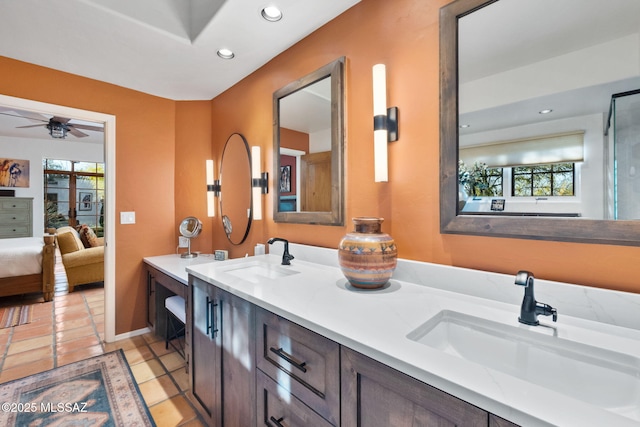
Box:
16 116 103 139
0 109 103 139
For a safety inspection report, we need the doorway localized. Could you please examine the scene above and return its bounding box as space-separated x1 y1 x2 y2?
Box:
0 94 116 342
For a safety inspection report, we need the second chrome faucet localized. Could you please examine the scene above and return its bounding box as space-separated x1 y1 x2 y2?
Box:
515 270 557 326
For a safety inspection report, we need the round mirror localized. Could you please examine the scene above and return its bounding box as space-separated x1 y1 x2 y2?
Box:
219 133 252 245
179 216 202 258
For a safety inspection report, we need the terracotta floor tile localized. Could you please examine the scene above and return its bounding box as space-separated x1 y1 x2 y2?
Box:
103 335 147 352
56 325 96 343
142 332 162 344
178 418 206 427
7 335 52 355
56 335 102 355
3 345 53 370
0 357 54 384
149 340 174 357
56 344 104 366
171 366 190 392
55 309 91 323
160 352 185 373
123 345 155 365
56 317 93 332
149 395 197 427
138 374 180 406
131 358 167 384
11 323 54 342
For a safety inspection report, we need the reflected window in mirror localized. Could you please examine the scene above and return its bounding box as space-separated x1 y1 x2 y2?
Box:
273 57 345 225
440 0 640 245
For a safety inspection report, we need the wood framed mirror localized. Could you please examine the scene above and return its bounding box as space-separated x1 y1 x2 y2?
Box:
273 57 345 226
440 0 640 246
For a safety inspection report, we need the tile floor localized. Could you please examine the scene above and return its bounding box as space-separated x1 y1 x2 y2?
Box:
0 255 205 427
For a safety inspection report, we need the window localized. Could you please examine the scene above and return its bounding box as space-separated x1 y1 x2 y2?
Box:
512 163 574 197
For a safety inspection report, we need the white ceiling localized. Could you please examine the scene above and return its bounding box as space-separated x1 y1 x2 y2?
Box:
0 0 360 101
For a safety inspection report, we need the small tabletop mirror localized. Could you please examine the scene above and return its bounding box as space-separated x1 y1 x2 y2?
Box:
179 216 202 258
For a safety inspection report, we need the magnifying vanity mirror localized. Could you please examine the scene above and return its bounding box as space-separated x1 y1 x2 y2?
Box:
220 133 252 245
179 216 202 258
273 57 345 225
440 0 640 245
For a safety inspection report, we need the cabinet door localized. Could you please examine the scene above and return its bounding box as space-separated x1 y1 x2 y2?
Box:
190 277 221 426
219 288 256 427
341 347 487 427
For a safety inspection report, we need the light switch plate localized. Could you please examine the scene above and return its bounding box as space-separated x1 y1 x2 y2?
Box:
120 211 136 224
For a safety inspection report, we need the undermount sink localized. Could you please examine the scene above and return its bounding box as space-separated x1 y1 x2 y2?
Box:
407 310 640 422
221 262 300 283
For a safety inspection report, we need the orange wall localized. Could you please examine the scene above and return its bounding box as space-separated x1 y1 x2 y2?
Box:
0 56 179 334
210 0 640 294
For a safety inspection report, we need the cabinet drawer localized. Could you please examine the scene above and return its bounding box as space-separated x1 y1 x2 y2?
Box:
0 212 29 224
257 370 333 427
0 225 31 238
0 199 31 210
256 307 339 425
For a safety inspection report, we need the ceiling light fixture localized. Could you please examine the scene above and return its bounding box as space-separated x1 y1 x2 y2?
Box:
217 48 235 59
539 109 553 114
261 6 283 22
46 120 68 139
459 124 470 129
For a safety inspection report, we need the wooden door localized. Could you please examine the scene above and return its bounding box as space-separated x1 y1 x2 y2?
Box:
301 151 331 211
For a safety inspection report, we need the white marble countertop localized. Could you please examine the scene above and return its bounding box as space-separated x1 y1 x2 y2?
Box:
181 248 640 427
143 253 218 284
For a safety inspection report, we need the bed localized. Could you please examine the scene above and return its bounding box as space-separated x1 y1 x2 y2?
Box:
0 235 56 302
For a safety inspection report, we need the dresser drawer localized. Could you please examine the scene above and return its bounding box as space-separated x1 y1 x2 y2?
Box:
0 198 31 210
0 212 29 224
257 370 333 427
256 307 339 425
0 225 31 238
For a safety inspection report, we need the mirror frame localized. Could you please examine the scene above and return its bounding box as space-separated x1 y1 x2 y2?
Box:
440 0 640 246
220 132 252 245
273 57 345 226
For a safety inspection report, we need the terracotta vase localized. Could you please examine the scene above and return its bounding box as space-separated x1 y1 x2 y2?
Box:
338 217 397 289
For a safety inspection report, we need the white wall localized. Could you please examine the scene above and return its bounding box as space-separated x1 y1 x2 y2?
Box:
0 136 103 235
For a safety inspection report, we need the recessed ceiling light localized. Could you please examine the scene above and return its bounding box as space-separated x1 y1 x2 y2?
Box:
261 6 283 22
217 48 235 59
459 124 470 129
539 109 553 114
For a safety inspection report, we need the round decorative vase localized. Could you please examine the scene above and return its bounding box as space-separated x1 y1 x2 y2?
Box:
338 217 397 289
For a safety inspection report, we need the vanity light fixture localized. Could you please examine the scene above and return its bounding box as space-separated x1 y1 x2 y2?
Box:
251 146 269 221
372 64 399 182
261 6 282 22
217 48 235 59
206 160 220 217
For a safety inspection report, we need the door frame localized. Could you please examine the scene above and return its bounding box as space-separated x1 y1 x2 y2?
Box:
0 94 116 343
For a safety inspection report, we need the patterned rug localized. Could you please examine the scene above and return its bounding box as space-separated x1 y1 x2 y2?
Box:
0 305 32 329
0 350 155 426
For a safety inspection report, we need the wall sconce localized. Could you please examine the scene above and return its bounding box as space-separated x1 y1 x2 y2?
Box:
206 159 220 217
251 146 269 221
373 63 399 182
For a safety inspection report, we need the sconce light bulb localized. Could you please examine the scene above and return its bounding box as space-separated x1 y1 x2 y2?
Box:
251 146 263 220
206 159 215 217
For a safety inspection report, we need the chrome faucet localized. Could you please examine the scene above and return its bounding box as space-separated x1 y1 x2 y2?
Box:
515 271 557 326
267 237 294 265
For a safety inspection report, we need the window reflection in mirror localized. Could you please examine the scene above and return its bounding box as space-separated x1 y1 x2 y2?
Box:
273 57 344 225
439 0 640 245
456 0 640 219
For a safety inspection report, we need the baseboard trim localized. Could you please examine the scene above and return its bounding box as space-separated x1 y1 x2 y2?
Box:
114 327 151 342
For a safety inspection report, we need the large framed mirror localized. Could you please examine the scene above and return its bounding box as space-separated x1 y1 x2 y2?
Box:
273 57 345 225
440 0 640 245
220 133 252 245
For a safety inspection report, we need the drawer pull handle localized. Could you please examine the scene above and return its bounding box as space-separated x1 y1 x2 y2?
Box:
269 347 307 373
269 416 285 427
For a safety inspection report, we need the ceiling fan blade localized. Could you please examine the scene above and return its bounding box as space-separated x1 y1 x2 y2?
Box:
0 111 48 123
16 124 47 129
51 116 71 124
70 123 104 132
68 127 89 138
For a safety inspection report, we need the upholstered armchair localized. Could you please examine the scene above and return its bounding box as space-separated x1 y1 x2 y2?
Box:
55 226 104 292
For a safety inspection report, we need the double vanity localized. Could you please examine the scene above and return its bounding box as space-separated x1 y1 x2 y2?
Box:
144 243 640 427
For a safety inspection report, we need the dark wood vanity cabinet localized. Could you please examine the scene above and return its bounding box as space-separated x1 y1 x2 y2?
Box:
341 347 488 427
189 276 255 427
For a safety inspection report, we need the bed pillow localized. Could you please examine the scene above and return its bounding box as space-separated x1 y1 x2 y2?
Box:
78 225 101 248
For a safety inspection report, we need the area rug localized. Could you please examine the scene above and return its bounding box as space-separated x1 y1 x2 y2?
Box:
0 305 32 329
0 349 156 426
